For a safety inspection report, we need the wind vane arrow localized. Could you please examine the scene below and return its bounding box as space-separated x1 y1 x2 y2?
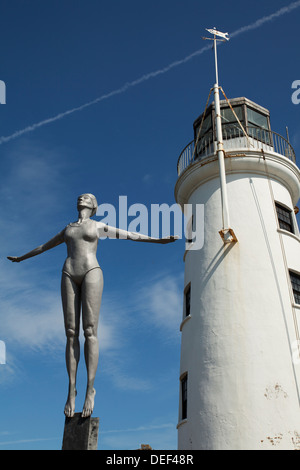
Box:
206 28 230 41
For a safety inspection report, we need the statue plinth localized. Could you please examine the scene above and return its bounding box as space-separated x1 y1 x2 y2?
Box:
62 413 99 450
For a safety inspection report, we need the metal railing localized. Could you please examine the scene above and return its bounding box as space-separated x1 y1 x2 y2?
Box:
177 126 296 176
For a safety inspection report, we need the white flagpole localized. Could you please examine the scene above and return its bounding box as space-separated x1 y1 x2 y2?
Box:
212 35 231 231
214 33 219 86
203 28 236 242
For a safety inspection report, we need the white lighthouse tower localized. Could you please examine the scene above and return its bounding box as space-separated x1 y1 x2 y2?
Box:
175 30 300 450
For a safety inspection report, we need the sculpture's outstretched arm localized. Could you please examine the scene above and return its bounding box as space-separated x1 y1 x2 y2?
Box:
96 222 178 244
7 229 65 263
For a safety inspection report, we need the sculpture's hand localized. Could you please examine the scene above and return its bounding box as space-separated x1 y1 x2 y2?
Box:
160 235 179 244
7 256 21 263
6 231 65 264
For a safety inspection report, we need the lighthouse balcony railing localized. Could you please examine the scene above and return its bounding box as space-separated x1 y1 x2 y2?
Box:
177 126 296 176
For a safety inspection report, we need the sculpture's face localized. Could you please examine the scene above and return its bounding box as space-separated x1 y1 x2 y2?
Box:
77 194 94 212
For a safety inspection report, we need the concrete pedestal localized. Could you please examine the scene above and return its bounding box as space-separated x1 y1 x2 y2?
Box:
62 413 99 450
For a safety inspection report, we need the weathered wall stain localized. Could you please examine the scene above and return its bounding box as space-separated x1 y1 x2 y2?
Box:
264 383 288 400
260 432 300 450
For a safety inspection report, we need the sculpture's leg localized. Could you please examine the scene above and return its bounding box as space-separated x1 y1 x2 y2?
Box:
81 268 103 417
61 273 81 417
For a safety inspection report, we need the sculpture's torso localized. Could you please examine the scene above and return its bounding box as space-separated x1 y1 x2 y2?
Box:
62 219 100 284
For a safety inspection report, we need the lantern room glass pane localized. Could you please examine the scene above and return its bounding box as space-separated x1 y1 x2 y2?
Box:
195 113 212 138
221 105 243 124
221 106 244 139
247 107 269 129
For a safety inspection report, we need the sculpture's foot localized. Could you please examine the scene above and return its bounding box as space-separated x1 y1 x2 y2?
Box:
82 388 96 418
64 388 77 418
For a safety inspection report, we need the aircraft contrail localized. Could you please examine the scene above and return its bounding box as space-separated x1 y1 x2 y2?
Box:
1 0 299 146
230 0 300 37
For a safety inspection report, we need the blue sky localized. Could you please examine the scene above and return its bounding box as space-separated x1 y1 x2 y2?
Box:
0 0 300 450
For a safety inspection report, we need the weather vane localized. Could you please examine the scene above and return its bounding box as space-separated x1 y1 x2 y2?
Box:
205 27 229 41
202 27 230 86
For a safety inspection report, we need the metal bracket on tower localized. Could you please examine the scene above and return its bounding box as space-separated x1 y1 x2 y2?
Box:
219 228 238 244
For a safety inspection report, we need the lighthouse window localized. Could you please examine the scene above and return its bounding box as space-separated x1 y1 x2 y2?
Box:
195 114 212 139
185 284 191 317
221 105 243 124
202 114 212 135
247 107 269 130
275 203 294 233
186 216 194 244
181 374 188 420
221 105 244 139
247 107 271 144
290 271 300 305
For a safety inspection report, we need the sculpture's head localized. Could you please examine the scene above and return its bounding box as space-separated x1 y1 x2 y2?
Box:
77 193 98 217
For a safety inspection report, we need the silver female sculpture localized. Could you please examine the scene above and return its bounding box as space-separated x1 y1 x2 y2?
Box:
7 194 177 418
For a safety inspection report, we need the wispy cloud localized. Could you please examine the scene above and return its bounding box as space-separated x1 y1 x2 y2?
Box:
0 423 175 449
93 272 183 391
101 422 174 434
0 141 68 246
101 356 154 392
1 291 64 350
0 1 299 145
0 274 125 354
135 273 183 341
0 436 59 447
100 421 177 450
